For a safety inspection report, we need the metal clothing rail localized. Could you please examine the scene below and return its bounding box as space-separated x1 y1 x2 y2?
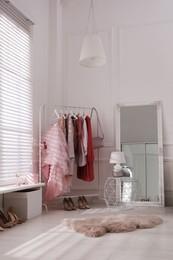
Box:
38 104 102 205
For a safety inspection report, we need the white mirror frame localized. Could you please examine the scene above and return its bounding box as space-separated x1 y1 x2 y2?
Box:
116 101 164 207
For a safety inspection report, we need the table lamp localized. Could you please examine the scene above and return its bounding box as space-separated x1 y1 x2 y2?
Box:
109 151 126 177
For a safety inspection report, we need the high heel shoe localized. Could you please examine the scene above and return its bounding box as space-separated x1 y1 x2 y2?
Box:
0 209 16 226
7 207 25 224
82 196 90 209
78 196 86 209
0 218 14 228
68 198 76 210
0 226 4 231
0 210 15 228
63 198 72 211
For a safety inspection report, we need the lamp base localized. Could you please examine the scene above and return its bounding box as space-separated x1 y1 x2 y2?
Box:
112 171 124 177
112 164 124 177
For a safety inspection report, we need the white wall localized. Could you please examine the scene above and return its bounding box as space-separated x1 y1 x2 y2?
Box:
62 0 173 204
7 0 173 205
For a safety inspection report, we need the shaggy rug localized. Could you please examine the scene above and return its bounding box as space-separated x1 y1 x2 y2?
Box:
62 214 163 237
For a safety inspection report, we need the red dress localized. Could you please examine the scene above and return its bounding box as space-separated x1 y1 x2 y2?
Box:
77 116 94 181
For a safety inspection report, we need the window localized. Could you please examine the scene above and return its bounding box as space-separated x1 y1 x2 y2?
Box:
0 0 33 185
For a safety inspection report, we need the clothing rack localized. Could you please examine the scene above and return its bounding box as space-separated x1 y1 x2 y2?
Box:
39 104 102 206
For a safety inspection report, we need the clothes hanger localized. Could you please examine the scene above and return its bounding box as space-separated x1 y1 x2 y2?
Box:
70 110 78 119
49 109 59 124
82 108 86 118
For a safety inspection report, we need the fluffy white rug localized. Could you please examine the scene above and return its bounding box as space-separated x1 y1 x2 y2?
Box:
62 214 163 237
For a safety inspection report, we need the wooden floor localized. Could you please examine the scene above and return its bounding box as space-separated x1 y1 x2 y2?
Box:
0 201 173 260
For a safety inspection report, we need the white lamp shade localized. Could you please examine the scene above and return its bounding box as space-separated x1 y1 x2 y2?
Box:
79 33 106 67
109 151 126 164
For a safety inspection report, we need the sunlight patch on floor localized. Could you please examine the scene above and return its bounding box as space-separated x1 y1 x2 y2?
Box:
5 225 75 259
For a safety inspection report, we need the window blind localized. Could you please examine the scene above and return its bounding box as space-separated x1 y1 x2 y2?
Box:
0 0 33 185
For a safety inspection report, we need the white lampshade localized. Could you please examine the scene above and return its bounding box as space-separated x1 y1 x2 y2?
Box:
79 33 106 67
109 151 126 164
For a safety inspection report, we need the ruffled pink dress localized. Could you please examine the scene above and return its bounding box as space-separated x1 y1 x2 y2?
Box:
41 123 70 202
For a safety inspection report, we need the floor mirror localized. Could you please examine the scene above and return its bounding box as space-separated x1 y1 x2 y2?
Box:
116 101 164 206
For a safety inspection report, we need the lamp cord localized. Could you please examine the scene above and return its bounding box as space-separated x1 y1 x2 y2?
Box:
85 0 97 34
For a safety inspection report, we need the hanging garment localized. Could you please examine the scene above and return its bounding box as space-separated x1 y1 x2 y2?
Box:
58 114 66 135
83 117 88 157
77 116 94 181
41 123 70 202
75 115 87 167
66 114 75 175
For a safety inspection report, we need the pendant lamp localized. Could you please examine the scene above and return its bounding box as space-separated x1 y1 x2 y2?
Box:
79 0 106 67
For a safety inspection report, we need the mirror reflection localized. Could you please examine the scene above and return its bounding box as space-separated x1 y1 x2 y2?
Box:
116 102 164 206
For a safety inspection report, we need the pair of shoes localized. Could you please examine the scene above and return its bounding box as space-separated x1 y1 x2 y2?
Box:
7 207 25 224
78 196 90 209
63 198 76 211
0 210 15 228
68 197 76 210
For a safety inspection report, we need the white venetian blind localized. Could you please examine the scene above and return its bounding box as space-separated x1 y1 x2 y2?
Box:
0 0 33 184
